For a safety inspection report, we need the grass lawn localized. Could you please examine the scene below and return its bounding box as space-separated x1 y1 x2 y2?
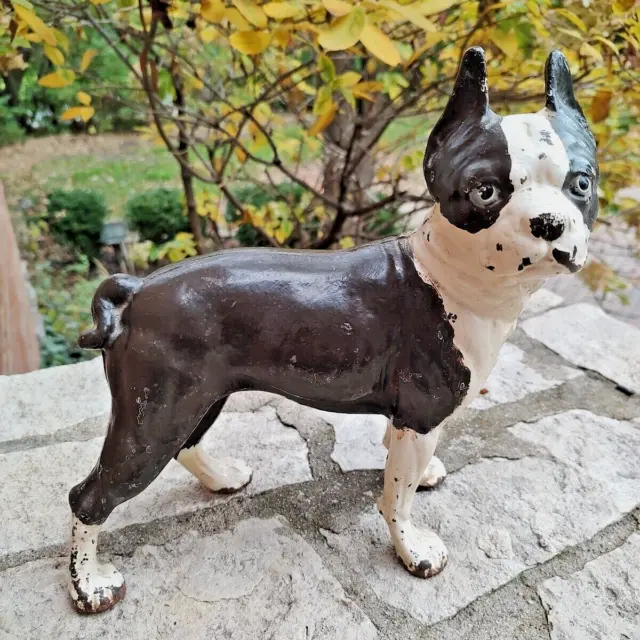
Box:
32 144 180 219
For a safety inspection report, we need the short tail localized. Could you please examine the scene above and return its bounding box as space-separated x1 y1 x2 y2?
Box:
78 274 142 350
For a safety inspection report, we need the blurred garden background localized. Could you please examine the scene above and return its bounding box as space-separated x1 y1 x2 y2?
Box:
0 0 638 369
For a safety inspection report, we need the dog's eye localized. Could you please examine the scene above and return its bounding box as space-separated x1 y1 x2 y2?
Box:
470 184 501 208
570 174 592 198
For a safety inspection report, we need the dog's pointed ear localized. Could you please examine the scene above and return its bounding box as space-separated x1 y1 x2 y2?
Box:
424 47 489 184
428 47 489 142
544 51 584 117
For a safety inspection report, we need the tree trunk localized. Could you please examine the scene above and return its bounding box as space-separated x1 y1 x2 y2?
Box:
180 164 204 254
172 70 205 254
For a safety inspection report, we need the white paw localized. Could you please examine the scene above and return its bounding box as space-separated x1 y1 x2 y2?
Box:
419 455 447 489
392 524 448 578
69 561 126 614
178 446 253 493
203 456 253 493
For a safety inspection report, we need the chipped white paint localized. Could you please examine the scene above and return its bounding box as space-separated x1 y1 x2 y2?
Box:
68 515 125 612
378 425 448 578
470 342 580 410
177 444 252 492
522 302 640 393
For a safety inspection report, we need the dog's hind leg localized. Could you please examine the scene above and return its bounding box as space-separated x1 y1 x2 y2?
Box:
378 424 448 578
176 398 252 493
382 420 446 489
67 355 213 613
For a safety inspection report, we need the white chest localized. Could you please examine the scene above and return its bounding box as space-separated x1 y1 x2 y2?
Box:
436 291 517 414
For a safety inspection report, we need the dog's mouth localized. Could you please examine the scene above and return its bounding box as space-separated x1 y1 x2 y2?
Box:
552 248 582 273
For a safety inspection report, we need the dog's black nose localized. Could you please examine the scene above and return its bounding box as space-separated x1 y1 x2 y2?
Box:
530 214 565 242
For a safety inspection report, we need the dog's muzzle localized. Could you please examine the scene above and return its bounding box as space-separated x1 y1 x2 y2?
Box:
552 248 582 273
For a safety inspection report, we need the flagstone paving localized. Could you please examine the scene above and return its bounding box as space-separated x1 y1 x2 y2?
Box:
1 289 639 640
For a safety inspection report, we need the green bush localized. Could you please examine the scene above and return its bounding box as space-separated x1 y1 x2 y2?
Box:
125 188 188 244
46 188 108 258
226 182 306 247
33 257 101 368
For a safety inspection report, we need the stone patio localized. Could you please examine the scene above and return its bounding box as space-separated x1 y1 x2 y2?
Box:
1 289 639 640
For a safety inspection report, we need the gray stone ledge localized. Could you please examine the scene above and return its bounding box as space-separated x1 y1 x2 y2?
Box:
0 517 377 640
0 406 311 559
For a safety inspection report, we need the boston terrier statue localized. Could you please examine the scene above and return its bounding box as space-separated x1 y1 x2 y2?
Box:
68 47 598 613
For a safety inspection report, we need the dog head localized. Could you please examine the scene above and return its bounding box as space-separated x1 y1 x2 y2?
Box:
423 47 598 277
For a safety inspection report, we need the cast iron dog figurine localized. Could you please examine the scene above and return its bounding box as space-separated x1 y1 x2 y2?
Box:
68 47 598 613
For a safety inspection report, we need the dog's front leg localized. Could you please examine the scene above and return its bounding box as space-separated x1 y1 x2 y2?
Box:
378 423 448 578
382 421 446 489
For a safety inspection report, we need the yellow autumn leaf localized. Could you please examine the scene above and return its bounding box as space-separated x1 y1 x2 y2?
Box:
80 49 98 72
612 0 635 14
322 0 353 16
61 106 95 122
556 27 583 41
339 236 355 248
229 30 272 54
351 80 383 100
272 28 291 46
553 8 587 33
489 29 519 58
580 41 603 63
225 8 251 30
44 45 64 66
24 33 43 43
529 16 550 38
263 2 301 19
53 29 70 53
591 89 612 123
318 7 365 51
360 23 401 67
13 5 57 46
337 71 361 87
415 0 459 14
77 91 92 106
200 25 219 42
233 0 268 28
381 1 437 33
201 0 226 22
309 101 338 136
38 69 76 88
592 35 618 54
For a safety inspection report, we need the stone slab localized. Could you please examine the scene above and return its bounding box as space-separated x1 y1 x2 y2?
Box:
522 302 640 394
0 353 280 447
0 406 311 558
470 342 580 411
323 343 580 472
318 411 388 471
0 517 377 639
520 288 564 320
538 533 640 640
321 410 640 625
0 357 109 443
